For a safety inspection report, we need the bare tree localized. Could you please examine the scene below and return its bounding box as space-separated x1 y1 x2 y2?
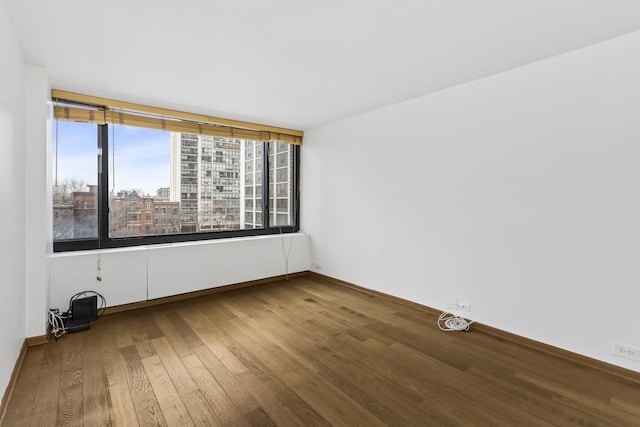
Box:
53 178 87 201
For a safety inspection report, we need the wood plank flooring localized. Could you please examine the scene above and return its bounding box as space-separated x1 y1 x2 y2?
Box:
3 275 640 426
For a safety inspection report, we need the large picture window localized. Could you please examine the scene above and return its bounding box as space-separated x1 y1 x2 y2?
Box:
52 91 301 252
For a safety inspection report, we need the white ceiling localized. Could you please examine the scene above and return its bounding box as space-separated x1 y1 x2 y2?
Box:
5 0 640 130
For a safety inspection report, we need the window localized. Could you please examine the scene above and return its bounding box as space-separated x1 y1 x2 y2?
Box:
52 91 301 251
269 142 295 226
52 119 98 240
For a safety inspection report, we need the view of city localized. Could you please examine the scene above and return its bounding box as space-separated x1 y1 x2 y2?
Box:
52 120 294 241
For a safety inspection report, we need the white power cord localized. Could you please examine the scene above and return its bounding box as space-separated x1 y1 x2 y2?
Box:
437 311 475 332
48 309 68 339
279 227 294 280
48 290 107 340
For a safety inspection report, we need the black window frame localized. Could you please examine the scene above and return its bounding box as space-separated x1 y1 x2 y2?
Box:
53 123 300 252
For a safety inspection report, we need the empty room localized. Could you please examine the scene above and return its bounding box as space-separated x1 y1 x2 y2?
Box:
1 1 640 425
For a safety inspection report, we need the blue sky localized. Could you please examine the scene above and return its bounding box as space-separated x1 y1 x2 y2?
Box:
54 121 170 195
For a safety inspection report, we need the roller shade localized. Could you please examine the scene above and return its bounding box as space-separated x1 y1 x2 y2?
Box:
53 105 106 125
52 90 303 145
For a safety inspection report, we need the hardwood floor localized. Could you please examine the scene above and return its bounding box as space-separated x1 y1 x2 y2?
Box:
3 275 640 426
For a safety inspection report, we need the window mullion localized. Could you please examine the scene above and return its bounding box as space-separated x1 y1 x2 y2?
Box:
293 144 300 231
98 124 109 248
262 141 270 229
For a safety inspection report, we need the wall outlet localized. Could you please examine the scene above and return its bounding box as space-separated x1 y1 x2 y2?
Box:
458 301 471 311
447 300 471 312
613 343 640 362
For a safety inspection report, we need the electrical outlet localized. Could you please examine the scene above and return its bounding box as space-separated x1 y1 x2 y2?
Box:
447 300 471 312
613 343 640 362
458 301 471 311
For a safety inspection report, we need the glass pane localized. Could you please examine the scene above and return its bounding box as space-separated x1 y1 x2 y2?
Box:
240 141 264 228
268 142 294 226
55 121 284 242
108 125 174 237
52 119 98 241
108 131 267 236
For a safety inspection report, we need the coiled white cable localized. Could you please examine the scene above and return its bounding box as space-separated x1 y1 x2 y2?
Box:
437 311 474 332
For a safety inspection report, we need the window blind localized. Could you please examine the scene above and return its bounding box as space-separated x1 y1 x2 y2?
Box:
52 90 303 145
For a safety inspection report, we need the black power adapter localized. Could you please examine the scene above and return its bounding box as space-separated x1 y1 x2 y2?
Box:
72 295 98 321
68 295 97 333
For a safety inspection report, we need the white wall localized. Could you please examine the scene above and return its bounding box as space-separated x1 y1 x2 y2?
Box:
50 234 310 311
24 64 51 338
0 0 26 399
302 31 640 372
50 246 148 311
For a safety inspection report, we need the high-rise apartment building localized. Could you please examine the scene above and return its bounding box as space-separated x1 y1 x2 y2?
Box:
156 187 170 199
240 140 264 229
241 140 295 229
267 140 295 227
171 133 294 233
170 133 241 233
